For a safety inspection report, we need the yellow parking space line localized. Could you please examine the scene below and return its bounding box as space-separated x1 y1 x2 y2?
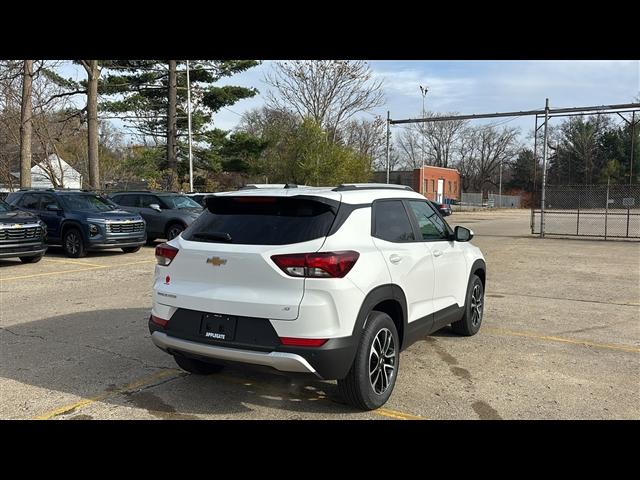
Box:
46 259 107 268
484 327 640 353
375 407 425 420
33 369 182 420
111 259 156 266
0 265 107 282
0 259 156 282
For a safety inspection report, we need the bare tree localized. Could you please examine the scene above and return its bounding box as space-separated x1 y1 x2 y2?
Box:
19 60 33 188
339 116 386 171
265 60 384 141
420 113 468 168
454 124 520 194
395 126 424 170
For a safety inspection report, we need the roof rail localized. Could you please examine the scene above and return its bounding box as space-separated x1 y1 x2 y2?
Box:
109 190 152 193
332 183 414 192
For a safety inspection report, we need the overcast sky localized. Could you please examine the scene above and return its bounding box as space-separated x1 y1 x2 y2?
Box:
59 60 640 138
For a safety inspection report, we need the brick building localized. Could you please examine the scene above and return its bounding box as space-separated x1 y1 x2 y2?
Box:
412 166 461 203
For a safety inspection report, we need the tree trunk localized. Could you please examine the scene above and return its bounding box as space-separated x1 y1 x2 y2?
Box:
86 60 100 190
20 60 33 188
167 60 178 188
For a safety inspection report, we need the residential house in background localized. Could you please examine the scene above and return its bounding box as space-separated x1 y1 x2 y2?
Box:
0 154 82 194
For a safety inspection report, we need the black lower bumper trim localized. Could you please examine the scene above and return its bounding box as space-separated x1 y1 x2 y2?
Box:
88 238 145 250
148 309 359 380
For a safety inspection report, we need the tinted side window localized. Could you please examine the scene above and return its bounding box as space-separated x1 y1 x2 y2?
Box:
408 201 448 240
373 200 415 242
40 194 61 210
140 195 160 208
115 194 138 207
19 193 40 210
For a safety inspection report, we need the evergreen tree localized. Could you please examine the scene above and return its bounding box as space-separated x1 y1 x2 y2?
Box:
100 60 259 188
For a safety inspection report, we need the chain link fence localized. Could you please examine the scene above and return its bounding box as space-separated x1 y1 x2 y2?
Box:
454 192 522 211
531 184 640 240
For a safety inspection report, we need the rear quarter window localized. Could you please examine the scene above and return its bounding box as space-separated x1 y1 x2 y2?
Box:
183 196 337 245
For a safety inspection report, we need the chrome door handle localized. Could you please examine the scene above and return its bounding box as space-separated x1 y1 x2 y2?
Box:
432 249 443 257
389 254 402 264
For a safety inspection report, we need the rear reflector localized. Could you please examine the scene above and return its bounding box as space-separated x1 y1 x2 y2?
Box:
155 243 179 266
280 337 328 347
271 251 359 278
150 315 169 328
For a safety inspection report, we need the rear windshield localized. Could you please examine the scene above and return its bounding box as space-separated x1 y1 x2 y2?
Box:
182 196 336 245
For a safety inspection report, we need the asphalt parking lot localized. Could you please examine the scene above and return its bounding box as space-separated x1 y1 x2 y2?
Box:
1 209 638 420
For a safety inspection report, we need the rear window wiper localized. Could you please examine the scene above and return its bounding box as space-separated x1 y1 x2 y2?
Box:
192 232 233 243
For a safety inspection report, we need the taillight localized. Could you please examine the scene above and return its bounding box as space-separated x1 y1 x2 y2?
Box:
280 337 328 347
150 315 169 328
271 251 359 278
155 243 178 266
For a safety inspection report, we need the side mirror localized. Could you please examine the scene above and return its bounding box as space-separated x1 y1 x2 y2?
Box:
149 203 161 212
454 225 473 242
46 204 62 212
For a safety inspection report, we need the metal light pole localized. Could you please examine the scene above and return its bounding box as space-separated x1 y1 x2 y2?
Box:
386 110 390 184
540 98 550 238
419 86 428 195
186 60 194 192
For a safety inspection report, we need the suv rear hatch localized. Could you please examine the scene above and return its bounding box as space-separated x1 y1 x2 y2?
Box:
156 194 340 320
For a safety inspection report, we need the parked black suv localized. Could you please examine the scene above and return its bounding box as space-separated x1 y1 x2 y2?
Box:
5 189 146 258
0 198 47 263
108 191 203 242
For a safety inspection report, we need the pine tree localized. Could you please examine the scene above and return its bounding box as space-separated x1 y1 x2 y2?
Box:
100 60 259 188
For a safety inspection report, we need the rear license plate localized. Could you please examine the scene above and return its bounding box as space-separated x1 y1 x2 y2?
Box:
200 313 237 342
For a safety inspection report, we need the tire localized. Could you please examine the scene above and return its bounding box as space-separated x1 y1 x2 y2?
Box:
20 254 43 263
451 274 484 336
165 223 184 241
122 246 141 253
337 311 399 410
63 228 86 258
173 354 224 375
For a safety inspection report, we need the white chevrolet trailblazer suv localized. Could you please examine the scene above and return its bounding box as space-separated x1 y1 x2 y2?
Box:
149 184 486 410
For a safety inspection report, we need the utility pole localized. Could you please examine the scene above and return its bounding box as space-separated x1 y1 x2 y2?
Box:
540 98 550 238
186 60 194 192
386 110 390 184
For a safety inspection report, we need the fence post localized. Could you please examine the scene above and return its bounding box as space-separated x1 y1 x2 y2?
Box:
577 190 580 235
605 178 610 240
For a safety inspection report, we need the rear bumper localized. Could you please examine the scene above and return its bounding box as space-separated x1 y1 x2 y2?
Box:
149 310 359 380
151 331 320 376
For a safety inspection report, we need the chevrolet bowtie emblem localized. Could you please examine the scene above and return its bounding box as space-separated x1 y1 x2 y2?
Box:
206 257 227 266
